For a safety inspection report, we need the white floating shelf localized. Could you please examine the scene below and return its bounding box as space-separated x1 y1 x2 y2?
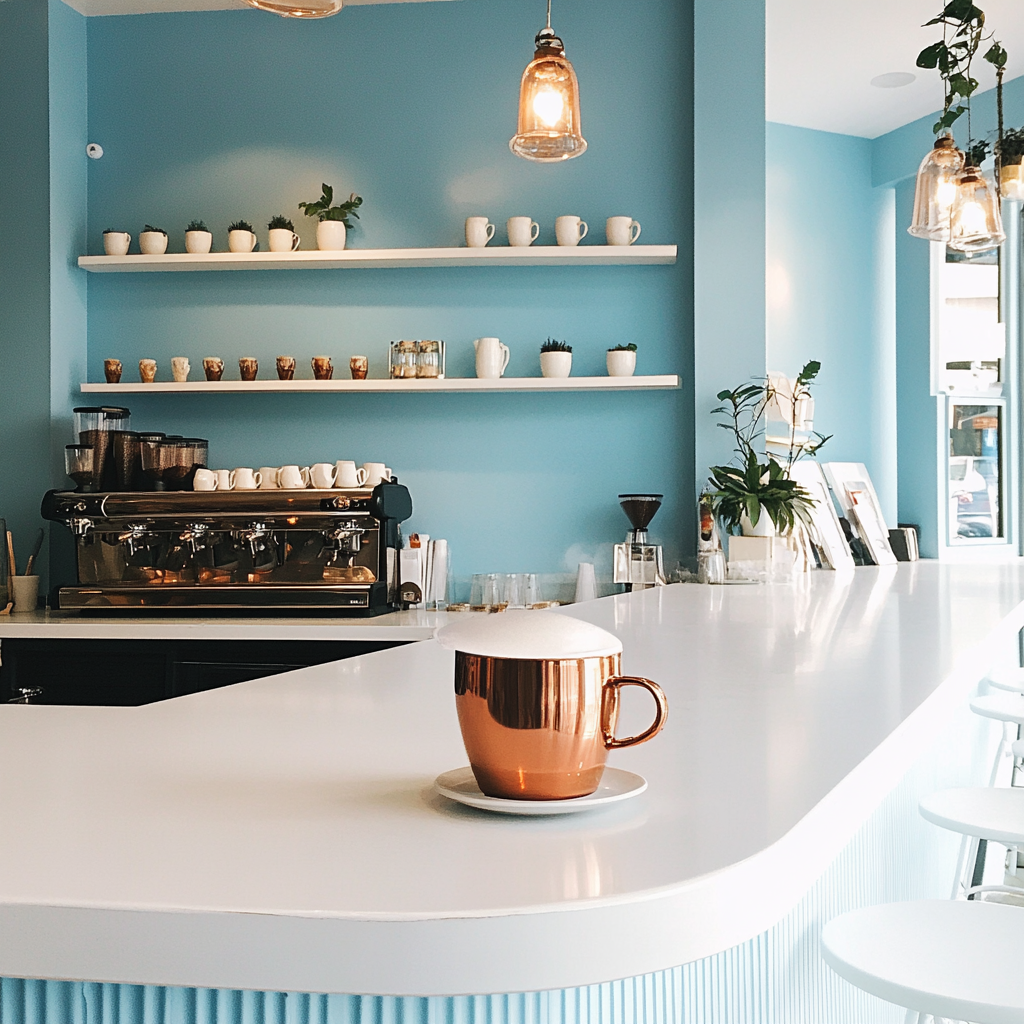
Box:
80 375 680 394
77 245 677 273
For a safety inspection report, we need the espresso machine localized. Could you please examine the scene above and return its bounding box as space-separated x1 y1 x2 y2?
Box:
41 483 412 615
612 493 667 591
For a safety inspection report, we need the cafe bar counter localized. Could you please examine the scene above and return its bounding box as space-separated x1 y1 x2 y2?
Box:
0 563 1020 1022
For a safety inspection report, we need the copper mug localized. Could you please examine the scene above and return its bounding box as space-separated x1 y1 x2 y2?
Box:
453 650 667 800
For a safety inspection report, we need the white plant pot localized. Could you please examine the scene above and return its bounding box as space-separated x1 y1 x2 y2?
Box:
139 231 168 255
740 506 775 537
606 349 636 377
540 351 572 378
228 230 257 253
317 220 347 251
185 230 212 254
268 228 300 253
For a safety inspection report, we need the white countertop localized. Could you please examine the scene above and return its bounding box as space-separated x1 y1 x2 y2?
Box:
1 563 1021 996
0 608 446 641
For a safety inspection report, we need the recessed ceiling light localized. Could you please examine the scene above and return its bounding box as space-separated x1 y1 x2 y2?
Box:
871 72 916 89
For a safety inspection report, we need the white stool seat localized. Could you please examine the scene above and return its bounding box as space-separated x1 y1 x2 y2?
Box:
1014 739 1024 759
821 900 1024 1024
989 668 1024 693
920 787 1024 844
971 693 1024 727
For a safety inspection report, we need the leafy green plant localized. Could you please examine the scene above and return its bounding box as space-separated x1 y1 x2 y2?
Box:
298 184 363 227
967 139 991 166
608 342 637 352
186 220 209 233
142 225 166 235
268 215 295 231
541 339 572 353
916 1 1006 135
228 220 254 233
707 360 829 532
998 127 1024 164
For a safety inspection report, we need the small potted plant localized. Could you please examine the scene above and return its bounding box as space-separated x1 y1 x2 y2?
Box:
607 342 637 377
299 183 363 251
102 229 131 256
228 220 258 253
267 215 300 253
998 127 1024 199
139 225 168 255
540 339 572 378
185 219 212 254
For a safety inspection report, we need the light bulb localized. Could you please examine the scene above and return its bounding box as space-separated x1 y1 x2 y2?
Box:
956 199 988 237
936 178 958 216
533 86 566 128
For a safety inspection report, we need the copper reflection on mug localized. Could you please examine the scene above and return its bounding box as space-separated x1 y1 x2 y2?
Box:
454 651 668 800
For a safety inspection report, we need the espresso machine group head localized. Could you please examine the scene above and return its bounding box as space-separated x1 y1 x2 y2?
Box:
613 493 667 591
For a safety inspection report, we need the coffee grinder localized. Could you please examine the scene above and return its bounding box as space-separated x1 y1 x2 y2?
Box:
613 493 667 591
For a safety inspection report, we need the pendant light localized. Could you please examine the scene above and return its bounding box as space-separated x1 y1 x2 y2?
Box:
510 0 587 163
908 135 964 241
948 165 1005 252
243 0 342 18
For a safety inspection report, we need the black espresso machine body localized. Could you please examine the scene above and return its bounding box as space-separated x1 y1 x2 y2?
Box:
41 483 413 615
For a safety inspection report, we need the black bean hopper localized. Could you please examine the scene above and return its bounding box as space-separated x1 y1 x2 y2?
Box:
41 485 413 615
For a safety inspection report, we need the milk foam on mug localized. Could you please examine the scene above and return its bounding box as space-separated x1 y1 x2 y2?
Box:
435 612 668 800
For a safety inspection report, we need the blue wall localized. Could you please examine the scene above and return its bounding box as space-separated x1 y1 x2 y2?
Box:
766 122 897 522
81 1 693 585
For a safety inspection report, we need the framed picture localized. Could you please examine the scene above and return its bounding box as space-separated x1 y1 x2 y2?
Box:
822 462 897 566
788 462 855 571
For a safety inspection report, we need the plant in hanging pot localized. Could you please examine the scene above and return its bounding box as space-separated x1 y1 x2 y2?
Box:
707 361 829 538
998 127 1024 201
267 214 301 253
607 342 637 377
184 219 213 254
540 338 572 378
139 225 168 255
227 220 258 253
299 183 363 251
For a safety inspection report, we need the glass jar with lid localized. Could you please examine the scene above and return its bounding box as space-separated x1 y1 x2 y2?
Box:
389 341 419 379
416 340 445 379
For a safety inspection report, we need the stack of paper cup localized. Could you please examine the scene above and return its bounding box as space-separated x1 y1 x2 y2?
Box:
574 562 598 603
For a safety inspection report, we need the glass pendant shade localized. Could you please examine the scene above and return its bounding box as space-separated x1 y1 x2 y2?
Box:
908 136 964 241
948 167 1006 252
1000 162 1024 202
243 0 342 17
510 27 587 163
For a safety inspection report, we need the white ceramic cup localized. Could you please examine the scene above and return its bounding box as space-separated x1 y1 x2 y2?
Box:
278 465 311 489
334 460 368 488
193 468 218 491
507 217 540 247
310 463 337 489
555 216 588 247
139 231 168 255
228 229 258 253
363 463 392 488
258 467 280 489
268 228 300 253
214 469 235 490
11 575 40 613
234 468 261 490
465 217 496 248
171 356 191 382
606 216 642 246
103 232 131 256
474 336 510 379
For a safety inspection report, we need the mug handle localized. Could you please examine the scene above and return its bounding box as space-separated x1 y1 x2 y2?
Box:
530 221 540 242
253 472 263 488
301 467 311 487
630 221 641 244
500 343 510 375
578 220 589 241
227 471 236 489
126 234 132 247
291 233 301 251
355 467 368 486
485 222 496 242
601 676 668 749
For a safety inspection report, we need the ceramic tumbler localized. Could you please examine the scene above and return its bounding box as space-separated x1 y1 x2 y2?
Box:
139 359 158 383
238 357 259 381
312 356 333 381
203 357 224 382
276 356 296 381
350 356 368 380
104 359 122 384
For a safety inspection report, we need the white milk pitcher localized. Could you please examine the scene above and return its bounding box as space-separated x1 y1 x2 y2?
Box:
474 337 510 379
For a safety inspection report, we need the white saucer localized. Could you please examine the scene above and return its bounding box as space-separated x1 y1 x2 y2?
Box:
434 766 647 816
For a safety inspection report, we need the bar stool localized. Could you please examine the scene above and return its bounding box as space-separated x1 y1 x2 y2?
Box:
821 900 1024 1024
988 669 1024 694
971 693 1024 787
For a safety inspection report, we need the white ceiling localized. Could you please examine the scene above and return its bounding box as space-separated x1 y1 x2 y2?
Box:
62 0 453 16
768 0 1024 138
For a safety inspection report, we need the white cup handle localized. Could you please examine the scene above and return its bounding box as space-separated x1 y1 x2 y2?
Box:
291 233 300 251
253 471 262 488
485 222 496 242
126 234 132 247
355 467 368 486
630 221 641 244
530 221 540 242
251 233 258 252
500 343 510 375
578 220 589 242
301 467 311 487
228 471 236 489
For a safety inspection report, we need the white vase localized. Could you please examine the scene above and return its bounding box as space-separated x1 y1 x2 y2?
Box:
740 506 775 537
606 349 636 377
185 230 212 254
540 351 572 378
317 220 347 251
228 229 257 253
139 231 168 255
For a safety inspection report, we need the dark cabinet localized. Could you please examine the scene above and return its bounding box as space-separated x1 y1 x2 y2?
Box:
0 638 405 706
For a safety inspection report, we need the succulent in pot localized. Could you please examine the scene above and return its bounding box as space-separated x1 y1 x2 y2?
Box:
184 219 213 254
139 225 168 256
998 127 1024 201
299 183 363 251
540 338 573 379
607 342 637 377
267 214 300 253
227 219 258 254
102 228 132 256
